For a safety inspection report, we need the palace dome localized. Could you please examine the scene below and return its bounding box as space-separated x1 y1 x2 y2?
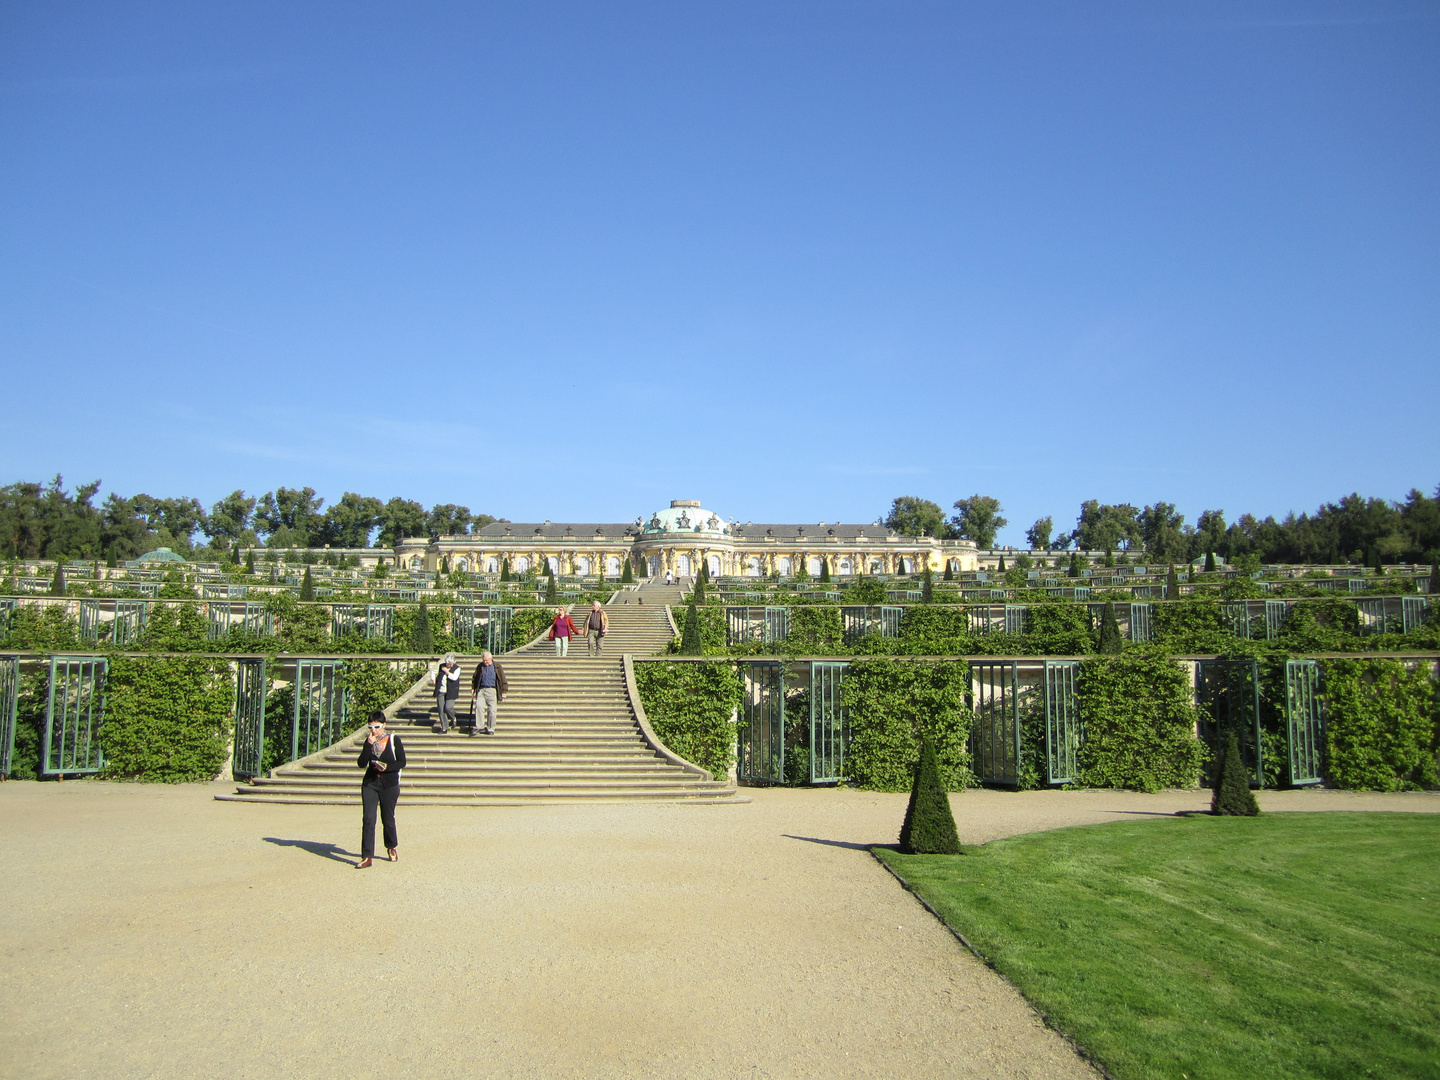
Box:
641 500 728 536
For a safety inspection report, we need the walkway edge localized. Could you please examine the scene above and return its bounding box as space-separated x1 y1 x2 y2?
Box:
623 653 715 782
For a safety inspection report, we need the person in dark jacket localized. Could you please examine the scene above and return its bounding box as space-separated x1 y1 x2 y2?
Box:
356 710 406 868
469 650 509 735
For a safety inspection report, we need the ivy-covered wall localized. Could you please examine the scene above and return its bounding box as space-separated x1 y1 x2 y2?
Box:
1321 658 1439 791
101 657 234 782
1075 654 1209 792
632 660 740 779
841 659 974 792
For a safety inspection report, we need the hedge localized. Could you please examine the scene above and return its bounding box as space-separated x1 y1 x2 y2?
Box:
101 656 234 782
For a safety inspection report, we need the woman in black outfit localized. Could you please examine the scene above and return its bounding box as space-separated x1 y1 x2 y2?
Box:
356 709 406 868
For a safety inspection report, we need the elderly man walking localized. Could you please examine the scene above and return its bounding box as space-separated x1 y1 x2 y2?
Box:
469 650 508 736
585 600 609 656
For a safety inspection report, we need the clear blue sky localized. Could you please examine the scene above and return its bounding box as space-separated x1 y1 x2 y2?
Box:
2 1 1436 542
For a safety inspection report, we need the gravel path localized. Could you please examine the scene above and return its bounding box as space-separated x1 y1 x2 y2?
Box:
2 781 1435 1080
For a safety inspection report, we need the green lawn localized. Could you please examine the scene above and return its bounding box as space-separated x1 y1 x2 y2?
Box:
875 813 1440 1080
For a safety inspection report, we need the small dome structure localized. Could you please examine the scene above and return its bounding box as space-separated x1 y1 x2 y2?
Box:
136 547 185 564
642 499 728 536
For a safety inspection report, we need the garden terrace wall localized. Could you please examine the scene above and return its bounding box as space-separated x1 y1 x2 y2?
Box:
633 654 1440 794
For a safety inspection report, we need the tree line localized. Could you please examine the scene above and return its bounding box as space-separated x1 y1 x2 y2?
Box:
0 477 502 560
884 486 1440 566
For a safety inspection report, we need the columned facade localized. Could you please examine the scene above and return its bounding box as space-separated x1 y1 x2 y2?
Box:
409 500 978 578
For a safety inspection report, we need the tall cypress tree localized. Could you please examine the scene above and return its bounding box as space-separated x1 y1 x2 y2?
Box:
997 555 1006 573
544 569 558 604
1204 549 1217 573
1166 564 1180 601
299 565 315 601
942 562 953 581
1430 563 1439 596
411 602 434 653
620 558 633 583
1068 551 1081 578
921 565 934 603
106 548 118 569
1212 730 1260 816
245 549 256 574
49 563 66 597
898 736 962 855
680 601 702 654
1096 601 1123 654
819 559 831 584
500 558 511 582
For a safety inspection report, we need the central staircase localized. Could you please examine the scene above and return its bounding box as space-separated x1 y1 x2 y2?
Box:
218 583 744 805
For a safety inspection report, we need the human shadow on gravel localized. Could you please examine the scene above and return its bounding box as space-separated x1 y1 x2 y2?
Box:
783 835 877 851
263 837 357 863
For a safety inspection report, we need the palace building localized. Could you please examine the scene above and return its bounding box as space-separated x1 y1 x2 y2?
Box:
394 500 979 578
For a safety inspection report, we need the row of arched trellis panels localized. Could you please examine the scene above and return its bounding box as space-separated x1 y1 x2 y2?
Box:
729 657 1331 790
0 655 368 781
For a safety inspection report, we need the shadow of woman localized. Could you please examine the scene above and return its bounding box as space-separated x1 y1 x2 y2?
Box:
262 837 358 863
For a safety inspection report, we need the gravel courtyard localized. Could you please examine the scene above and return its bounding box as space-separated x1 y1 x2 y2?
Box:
2 782 1434 1080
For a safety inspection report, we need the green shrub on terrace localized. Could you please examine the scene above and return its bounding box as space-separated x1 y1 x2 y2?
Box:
346 659 427 719
0 605 80 652
264 593 330 653
1152 598 1244 655
101 656 234 782
1321 658 1439 791
841 659 974 791
138 601 208 651
1274 598 1361 652
897 606 972 654
1076 653 1208 791
786 606 843 653
632 660 740 779
5 672 50 779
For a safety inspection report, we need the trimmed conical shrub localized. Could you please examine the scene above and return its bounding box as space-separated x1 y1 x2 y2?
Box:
1068 551 1081 578
922 565 934 603
1166 564 1180 601
819 559 831 583
692 574 706 605
1212 730 1260 816
942 562 953 581
411 602 434 653
106 549 118 569
1096 601 1123 654
50 563 66 597
898 736 962 855
245 550 256 574
1204 549 1217 573
997 555 1006 573
680 601 702 655
1429 563 1439 596
299 565 315 601
620 559 633 583
544 571 558 604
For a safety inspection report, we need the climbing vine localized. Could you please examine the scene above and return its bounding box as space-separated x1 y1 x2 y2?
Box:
632 661 741 779
1075 654 1208 792
1321 658 1439 791
840 659 974 791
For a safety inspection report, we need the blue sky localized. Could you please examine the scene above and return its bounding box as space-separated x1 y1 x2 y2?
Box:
2 1 1436 542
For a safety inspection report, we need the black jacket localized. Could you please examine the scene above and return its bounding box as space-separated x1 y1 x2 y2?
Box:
357 734 406 788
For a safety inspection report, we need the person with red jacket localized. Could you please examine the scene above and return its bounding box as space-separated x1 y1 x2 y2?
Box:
548 606 579 658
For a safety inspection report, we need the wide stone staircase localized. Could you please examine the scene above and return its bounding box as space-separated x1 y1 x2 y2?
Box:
219 583 745 805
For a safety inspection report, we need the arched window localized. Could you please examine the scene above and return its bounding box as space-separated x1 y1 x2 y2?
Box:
514 556 530 574
676 554 692 577
949 558 961 572
575 556 591 575
648 555 660 577
454 557 469 573
606 555 621 575
870 558 883 573
838 558 853 576
776 556 792 576
901 557 914 574
707 555 721 578
807 557 823 576
486 557 499 573
746 557 762 577
546 556 559 574
409 556 422 569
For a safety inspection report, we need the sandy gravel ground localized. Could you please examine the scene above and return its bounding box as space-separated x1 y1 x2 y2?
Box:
1 782 1435 1080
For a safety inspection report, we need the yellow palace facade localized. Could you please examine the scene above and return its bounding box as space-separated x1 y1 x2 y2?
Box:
394 500 979 579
